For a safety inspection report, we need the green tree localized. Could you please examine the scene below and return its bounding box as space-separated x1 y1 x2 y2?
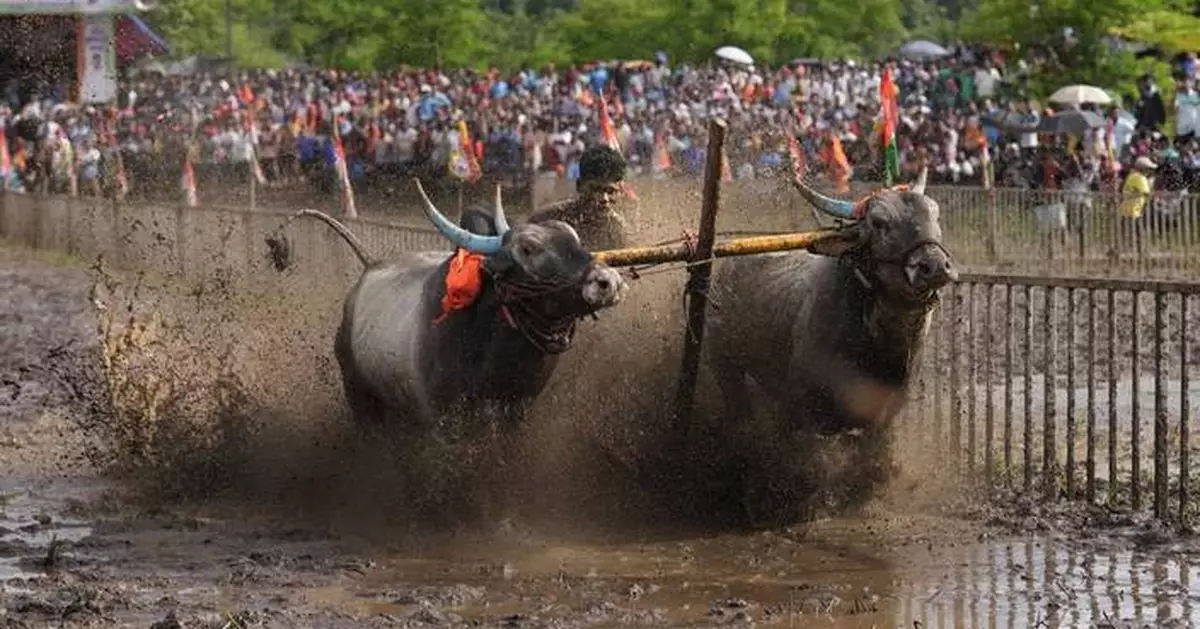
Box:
145 0 918 71
961 0 1192 100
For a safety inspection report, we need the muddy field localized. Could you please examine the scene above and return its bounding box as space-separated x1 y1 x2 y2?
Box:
3 243 1200 629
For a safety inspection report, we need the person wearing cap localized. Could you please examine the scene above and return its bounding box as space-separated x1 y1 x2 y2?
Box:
1118 155 1156 257
527 144 629 250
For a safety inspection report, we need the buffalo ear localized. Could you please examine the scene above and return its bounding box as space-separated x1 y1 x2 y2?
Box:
806 224 865 258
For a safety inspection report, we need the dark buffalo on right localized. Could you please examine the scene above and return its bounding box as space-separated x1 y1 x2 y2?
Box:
704 168 956 525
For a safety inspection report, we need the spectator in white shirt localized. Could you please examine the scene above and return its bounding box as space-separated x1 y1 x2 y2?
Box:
1174 79 1200 141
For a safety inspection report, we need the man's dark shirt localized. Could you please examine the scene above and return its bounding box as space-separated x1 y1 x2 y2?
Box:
527 196 629 251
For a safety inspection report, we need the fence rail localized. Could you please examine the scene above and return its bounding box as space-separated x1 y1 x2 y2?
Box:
912 274 1197 524
45 175 1200 280
2 191 1196 525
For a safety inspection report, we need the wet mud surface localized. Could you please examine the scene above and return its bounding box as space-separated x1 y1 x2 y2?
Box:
3 244 1200 628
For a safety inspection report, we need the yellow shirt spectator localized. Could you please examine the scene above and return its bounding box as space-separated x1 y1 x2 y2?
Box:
1119 169 1151 219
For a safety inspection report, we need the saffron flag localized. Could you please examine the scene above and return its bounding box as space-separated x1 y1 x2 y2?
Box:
788 133 806 179
182 158 197 207
879 66 900 186
598 93 621 153
331 117 359 219
243 109 267 186
597 93 638 201
653 131 672 174
0 128 10 189
449 119 482 182
820 133 851 195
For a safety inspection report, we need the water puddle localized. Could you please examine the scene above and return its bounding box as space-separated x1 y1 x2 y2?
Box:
301 528 1200 628
0 486 94 581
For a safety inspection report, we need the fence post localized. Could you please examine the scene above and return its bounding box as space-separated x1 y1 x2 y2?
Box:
1131 291 1142 512
1043 286 1058 499
987 188 998 262
1153 290 1168 521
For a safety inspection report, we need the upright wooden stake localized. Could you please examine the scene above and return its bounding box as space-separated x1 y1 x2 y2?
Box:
673 118 727 436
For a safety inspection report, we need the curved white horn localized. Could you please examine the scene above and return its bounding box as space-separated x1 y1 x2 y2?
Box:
790 175 857 220
413 179 503 254
493 184 510 235
912 167 928 195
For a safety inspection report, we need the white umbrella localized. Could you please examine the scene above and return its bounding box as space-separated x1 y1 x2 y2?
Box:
715 46 754 66
899 40 950 59
1048 84 1112 106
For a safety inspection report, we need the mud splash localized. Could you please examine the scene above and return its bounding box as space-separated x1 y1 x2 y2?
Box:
4 220 1200 628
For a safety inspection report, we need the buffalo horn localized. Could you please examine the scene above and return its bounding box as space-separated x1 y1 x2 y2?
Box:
493 183 511 235
912 167 928 195
789 175 857 220
413 178 504 254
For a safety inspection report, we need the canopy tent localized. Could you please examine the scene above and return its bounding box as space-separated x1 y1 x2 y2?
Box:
0 1 148 15
115 14 169 61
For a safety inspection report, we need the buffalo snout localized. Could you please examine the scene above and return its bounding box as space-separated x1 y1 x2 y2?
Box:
582 265 627 309
904 244 957 292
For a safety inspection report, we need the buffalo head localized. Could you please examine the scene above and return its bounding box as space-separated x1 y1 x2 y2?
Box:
414 180 627 324
792 169 957 303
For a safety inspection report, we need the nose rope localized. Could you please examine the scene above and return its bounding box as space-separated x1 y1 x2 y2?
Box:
840 239 953 303
488 268 596 355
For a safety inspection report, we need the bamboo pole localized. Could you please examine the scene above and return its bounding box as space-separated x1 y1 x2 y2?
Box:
592 228 844 268
673 118 726 436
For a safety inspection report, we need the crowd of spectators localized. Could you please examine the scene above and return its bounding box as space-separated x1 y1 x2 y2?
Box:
3 45 1200 201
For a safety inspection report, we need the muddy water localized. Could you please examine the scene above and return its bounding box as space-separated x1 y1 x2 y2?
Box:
291 526 1200 629
3 246 1200 628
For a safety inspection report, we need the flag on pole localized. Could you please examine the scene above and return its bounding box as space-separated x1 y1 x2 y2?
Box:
0 128 10 191
598 93 621 153
788 133 806 178
820 133 851 195
331 116 358 219
243 109 267 186
879 66 900 186
597 93 638 201
652 131 672 175
182 158 197 207
448 119 482 182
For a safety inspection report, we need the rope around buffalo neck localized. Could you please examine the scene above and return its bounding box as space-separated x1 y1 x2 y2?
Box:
489 271 588 355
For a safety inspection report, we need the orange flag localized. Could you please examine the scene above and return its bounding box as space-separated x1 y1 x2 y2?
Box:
820 133 851 194
597 93 638 201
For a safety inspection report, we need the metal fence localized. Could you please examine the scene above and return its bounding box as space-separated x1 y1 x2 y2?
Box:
56 177 1200 280
925 186 1200 279
0 192 448 293
912 274 1198 524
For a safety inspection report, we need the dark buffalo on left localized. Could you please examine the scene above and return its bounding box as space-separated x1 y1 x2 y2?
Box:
274 181 628 439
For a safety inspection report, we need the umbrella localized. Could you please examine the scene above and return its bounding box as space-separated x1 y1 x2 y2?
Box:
898 40 950 59
1048 84 1112 106
715 46 754 66
1036 110 1104 135
981 110 1040 133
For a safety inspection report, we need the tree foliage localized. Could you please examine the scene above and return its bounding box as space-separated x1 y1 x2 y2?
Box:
145 0 1196 86
960 0 1192 103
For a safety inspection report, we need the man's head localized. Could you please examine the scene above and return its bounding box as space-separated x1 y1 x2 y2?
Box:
576 145 626 212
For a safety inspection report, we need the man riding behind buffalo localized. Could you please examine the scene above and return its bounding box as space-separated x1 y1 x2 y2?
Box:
528 144 630 250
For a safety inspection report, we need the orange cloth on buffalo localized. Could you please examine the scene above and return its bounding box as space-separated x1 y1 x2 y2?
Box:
434 248 487 323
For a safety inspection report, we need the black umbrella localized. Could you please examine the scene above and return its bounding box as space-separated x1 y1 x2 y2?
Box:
981 110 1039 133
1036 110 1104 135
